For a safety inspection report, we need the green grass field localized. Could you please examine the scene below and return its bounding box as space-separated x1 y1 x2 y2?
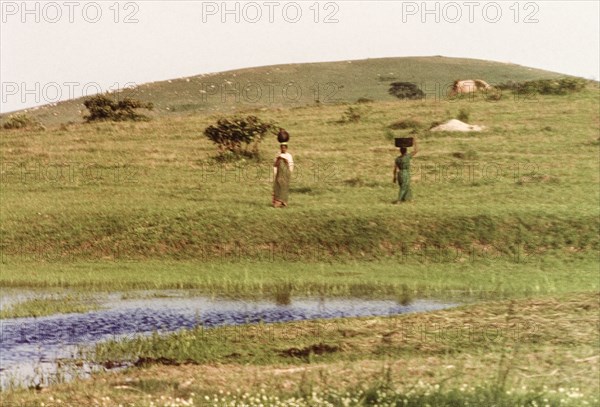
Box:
0 56 598 406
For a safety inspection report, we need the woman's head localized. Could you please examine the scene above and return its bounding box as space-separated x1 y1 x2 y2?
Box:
400 147 407 155
280 143 288 153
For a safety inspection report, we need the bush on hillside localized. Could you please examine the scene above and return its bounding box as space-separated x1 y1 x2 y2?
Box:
457 108 470 122
356 97 374 104
388 82 425 100
388 118 422 130
336 105 372 124
2 113 40 130
204 115 275 160
83 94 154 122
497 78 587 95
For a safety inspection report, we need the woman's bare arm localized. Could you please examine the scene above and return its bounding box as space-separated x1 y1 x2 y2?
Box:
411 139 418 157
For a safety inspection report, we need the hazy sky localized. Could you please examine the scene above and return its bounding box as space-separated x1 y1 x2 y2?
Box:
1 0 598 112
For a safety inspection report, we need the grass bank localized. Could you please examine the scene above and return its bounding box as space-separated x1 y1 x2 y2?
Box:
0 294 99 319
0 257 597 300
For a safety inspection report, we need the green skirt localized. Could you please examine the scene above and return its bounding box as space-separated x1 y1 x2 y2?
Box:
273 158 290 205
398 169 412 201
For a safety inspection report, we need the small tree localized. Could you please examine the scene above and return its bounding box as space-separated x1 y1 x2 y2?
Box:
2 113 39 130
83 94 153 122
204 115 275 159
337 105 368 124
388 82 425 100
457 108 470 122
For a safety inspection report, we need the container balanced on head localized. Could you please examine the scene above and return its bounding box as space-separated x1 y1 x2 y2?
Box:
393 137 418 203
272 129 294 208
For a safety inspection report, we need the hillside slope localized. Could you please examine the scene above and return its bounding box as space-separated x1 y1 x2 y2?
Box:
1 86 598 264
4 56 566 125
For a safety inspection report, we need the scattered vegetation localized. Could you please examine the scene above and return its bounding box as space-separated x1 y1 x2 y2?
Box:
457 108 470 122
2 113 42 130
0 295 99 319
388 82 425 100
429 120 443 129
203 115 275 160
388 118 422 130
452 149 479 160
377 74 398 82
83 94 154 122
337 105 371 124
356 97 374 104
498 77 588 95
194 385 595 407
2 56 570 125
484 88 503 101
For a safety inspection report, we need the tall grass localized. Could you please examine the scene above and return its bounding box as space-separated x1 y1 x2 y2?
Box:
0 294 99 319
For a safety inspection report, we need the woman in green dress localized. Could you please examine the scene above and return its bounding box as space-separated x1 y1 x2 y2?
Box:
393 139 418 203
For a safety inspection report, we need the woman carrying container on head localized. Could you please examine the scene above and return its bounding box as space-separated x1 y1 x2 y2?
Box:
393 138 418 203
273 129 294 208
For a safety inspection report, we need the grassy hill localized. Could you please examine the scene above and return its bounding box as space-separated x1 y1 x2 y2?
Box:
2 56 567 125
0 56 597 289
1 72 598 294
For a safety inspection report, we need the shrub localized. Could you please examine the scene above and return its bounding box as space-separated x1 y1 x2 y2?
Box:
452 149 478 160
429 120 443 129
495 80 517 91
498 77 587 95
377 75 397 82
83 94 154 122
457 108 470 122
388 118 422 130
556 77 587 92
337 105 371 124
2 113 39 130
204 115 275 159
343 106 361 122
356 97 374 104
384 129 396 141
388 82 425 100
484 88 503 101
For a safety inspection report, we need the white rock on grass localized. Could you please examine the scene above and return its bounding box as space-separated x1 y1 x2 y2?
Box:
431 119 484 132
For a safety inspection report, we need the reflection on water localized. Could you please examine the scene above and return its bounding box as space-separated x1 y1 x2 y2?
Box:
0 290 455 389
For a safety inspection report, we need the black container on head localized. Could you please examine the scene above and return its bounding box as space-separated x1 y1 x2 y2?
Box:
395 137 414 148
